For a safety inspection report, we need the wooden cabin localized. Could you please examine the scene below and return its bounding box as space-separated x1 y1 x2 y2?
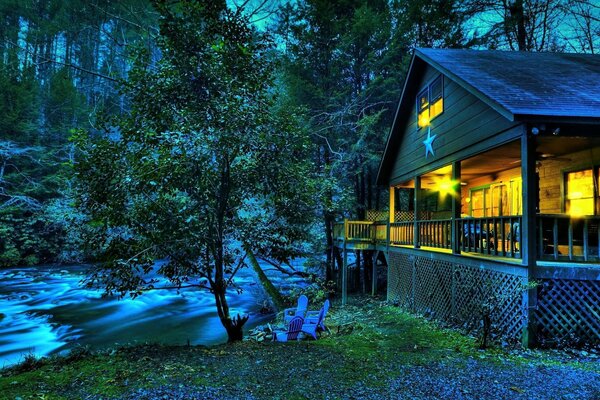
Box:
334 49 600 347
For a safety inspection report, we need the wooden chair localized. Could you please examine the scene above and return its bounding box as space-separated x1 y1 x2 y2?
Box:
304 299 330 332
301 301 329 340
283 295 308 325
273 316 304 342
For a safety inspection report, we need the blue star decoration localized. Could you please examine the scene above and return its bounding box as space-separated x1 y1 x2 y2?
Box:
423 126 437 158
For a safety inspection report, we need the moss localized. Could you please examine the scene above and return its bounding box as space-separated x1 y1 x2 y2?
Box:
246 247 286 311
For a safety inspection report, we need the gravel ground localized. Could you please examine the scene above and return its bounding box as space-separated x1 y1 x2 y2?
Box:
106 355 600 400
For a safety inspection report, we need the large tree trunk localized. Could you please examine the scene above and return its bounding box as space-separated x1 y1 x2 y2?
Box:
323 146 335 283
214 285 248 342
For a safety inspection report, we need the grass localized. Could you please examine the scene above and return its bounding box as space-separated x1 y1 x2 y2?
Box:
1 295 598 400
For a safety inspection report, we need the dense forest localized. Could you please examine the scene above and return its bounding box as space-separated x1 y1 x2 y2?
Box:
0 0 598 275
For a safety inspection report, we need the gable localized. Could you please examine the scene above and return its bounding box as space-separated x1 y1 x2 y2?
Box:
378 56 520 186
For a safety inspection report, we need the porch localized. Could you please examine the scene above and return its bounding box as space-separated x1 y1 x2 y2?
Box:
333 213 600 263
335 135 600 346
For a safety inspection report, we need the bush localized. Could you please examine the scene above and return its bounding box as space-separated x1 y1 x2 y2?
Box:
286 277 336 304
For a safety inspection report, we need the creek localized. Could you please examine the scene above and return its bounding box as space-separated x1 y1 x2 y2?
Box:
0 260 305 368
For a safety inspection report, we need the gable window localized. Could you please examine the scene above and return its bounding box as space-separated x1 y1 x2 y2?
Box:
417 75 444 129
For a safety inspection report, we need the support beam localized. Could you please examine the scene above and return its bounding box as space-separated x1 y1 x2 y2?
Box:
389 187 395 223
371 251 378 296
452 161 462 255
521 129 538 347
342 240 348 306
414 176 421 248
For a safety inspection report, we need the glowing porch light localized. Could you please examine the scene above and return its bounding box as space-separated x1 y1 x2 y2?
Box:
434 176 458 199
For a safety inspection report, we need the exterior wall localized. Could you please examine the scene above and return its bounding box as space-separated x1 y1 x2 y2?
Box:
389 64 519 185
387 248 527 344
538 146 600 214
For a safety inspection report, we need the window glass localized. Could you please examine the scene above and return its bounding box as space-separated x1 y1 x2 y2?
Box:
417 88 429 128
430 76 442 102
429 76 443 119
510 178 522 215
491 184 508 217
471 188 485 217
416 75 443 128
418 88 429 112
566 169 594 216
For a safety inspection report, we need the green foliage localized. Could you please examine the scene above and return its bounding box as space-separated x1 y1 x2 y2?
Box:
287 277 336 304
73 0 317 339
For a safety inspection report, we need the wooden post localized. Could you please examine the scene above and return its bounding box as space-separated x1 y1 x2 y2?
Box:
342 221 348 306
371 251 377 296
452 161 461 254
389 187 395 223
521 129 538 347
414 176 421 248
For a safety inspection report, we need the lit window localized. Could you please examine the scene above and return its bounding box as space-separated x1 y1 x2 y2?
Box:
417 88 429 128
566 169 595 216
470 187 490 217
417 75 444 129
429 76 443 119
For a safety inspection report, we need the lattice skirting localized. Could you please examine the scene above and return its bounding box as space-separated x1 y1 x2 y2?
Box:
387 252 526 343
535 278 600 346
366 210 389 222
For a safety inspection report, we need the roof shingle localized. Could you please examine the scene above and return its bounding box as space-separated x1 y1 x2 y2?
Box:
417 48 600 119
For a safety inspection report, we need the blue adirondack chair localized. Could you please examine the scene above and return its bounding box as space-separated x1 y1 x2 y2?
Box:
304 299 330 332
301 300 329 339
272 316 304 342
283 295 308 325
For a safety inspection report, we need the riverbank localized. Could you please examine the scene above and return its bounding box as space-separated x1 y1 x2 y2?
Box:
1 295 599 400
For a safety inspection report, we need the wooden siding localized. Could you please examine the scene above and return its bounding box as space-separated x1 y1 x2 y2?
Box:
538 146 600 214
389 64 520 185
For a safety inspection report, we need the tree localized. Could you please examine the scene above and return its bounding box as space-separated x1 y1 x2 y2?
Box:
278 0 467 291
73 0 315 341
461 0 599 52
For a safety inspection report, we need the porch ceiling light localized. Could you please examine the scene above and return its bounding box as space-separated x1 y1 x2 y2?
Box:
434 176 458 199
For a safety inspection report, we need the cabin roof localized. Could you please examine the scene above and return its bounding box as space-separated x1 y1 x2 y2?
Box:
417 48 600 120
376 49 600 185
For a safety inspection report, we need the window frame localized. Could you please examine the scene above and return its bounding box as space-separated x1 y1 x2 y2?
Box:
563 167 599 216
416 75 444 130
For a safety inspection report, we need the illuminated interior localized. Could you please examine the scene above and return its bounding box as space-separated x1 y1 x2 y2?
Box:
416 75 443 129
566 169 595 216
430 97 443 120
417 88 429 128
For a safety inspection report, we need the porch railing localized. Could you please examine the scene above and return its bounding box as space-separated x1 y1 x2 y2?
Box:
538 214 600 261
418 219 452 249
390 221 413 246
459 216 522 258
334 214 600 262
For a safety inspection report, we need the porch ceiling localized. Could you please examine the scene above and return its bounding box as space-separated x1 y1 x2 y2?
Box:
460 137 600 182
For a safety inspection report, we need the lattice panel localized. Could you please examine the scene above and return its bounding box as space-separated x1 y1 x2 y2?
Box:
453 265 525 341
366 210 389 222
413 258 453 320
387 253 413 309
387 251 526 343
536 279 600 346
394 211 414 222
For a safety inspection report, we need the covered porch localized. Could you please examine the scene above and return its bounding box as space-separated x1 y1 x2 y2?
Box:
335 134 600 264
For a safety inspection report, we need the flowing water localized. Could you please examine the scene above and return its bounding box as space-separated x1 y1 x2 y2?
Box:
0 261 302 368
